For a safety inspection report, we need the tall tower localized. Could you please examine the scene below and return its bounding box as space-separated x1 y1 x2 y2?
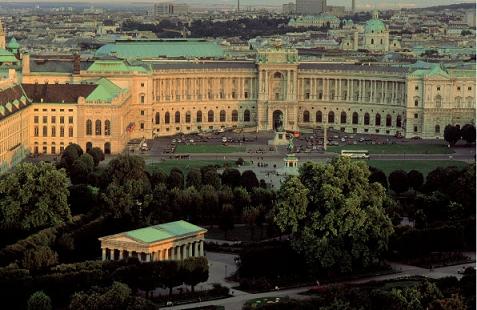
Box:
352 0 356 13
0 20 5 49
237 0 240 12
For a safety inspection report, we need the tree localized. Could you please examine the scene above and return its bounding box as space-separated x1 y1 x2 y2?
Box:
180 257 209 292
461 30 472 36
103 155 150 189
202 169 221 188
407 170 424 191
273 176 308 234
70 154 95 185
59 144 83 172
388 170 409 194
68 184 98 215
240 170 259 191
186 169 202 189
150 170 167 187
69 282 133 310
233 187 251 216
158 260 182 296
27 291 52 310
436 294 466 310
21 246 58 272
460 124 476 144
444 125 461 146
279 158 394 273
242 207 259 240
0 162 71 232
167 169 184 189
369 167 388 189
87 147 105 167
222 168 241 188
219 203 235 239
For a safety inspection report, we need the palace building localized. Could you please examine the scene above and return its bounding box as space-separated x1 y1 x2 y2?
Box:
0 19 475 171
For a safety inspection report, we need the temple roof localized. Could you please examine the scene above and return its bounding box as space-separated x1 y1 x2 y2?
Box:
100 220 207 245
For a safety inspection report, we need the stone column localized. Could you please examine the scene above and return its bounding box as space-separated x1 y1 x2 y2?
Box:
101 248 106 261
119 249 123 261
164 248 169 260
351 79 354 101
194 242 199 257
199 241 204 256
188 243 193 257
145 253 151 262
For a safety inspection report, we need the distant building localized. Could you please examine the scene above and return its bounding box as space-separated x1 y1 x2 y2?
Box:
0 20 5 50
282 2 296 15
296 0 327 16
352 0 356 13
364 10 390 52
289 14 340 29
464 10 476 27
153 2 189 17
326 6 345 17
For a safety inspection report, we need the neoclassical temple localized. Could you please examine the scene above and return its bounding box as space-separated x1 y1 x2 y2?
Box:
98 220 207 262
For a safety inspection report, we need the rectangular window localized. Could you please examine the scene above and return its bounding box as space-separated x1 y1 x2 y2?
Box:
34 116 39 124
437 87 441 91
141 110 145 116
42 126 47 137
51 146 56 154
140 96 145 104
414 114 418 119
469 87 472 91
68 116 73 124
140 123 145 130
68 127 73 137
60 116 64 124
141 83 145 87
43 116 48 123
414 126 418 132
51 116 56 124
60 127 65 137
51 127 56 137
415 86 419 90
34 126 39 137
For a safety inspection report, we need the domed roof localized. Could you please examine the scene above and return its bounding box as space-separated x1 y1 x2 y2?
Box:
7 37 20 49
365 10 386 34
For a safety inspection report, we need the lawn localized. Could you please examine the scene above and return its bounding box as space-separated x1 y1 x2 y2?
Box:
175 144 246 154
367 160 469 176
147 160 238 174
328 144 454 154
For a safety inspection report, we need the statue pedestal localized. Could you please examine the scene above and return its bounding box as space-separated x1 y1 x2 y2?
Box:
268 131 289 146
280 153 299 176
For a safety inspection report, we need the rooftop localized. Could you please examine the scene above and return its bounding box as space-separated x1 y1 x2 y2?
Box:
123 220 207 244
95 39 226 60
22 83 97 103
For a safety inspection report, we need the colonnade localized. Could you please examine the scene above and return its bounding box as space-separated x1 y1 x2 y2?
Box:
153 76 257 102
101 240 205 262
297 78 406 105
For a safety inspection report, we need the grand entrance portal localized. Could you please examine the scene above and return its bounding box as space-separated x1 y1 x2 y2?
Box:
273 110 284 131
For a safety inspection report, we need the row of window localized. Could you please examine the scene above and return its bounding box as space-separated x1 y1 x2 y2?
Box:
86 120 111 136
34 126 74 138
414 85 473 91
155 110 252 125
303 110 403 127
34 116 74 124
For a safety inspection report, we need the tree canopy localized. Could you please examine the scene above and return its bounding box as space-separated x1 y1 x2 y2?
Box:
274 158 394 273
0 162 71 232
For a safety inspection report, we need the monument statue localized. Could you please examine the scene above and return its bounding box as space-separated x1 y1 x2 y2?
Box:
277 114 284 132
287 136 295 153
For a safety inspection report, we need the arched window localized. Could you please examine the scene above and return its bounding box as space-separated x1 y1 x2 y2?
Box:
196 111 202 123
104 142 111 155
435 95 442 107
244 109 251 122
86 119 92 135
165 112 170 124
95 120 102 135
303 110 310 123
340 111 347 124
380 39 383 44
455 97 462 108
352 112 359 125
466 96 474 108
208 110 214 122
364 113 370 125
396 115 402 127
414 99 419 107
232 110 238 122
316 111 322 123
86 142 92 152
175 111 180 123
328 111 335 123
371 38 374 44
435 125 440 134
186 111 191 123
375 114 381 126
220 110 226 122
386 114 392 127
155 112 160 125
104 120 111 136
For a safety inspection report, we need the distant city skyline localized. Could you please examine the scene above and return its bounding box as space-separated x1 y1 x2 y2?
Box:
1 0 476 10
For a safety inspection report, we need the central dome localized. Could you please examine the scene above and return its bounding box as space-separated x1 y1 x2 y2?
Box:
365 19 386 34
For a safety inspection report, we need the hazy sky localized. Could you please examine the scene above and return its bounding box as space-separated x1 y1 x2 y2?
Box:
3 0 476 9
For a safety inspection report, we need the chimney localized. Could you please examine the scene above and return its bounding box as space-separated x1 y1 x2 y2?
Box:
73 54 80 75
22 53 30 75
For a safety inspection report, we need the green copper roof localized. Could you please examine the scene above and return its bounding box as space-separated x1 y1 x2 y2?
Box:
126 220 206 244
0 48 18 63
86 78 124 102
409 64 451 79
87 60 148 73
95 39 226 60
365 19 386 33
7 37 20 49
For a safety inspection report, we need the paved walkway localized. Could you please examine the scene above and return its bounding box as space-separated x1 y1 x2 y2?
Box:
165 252 476 310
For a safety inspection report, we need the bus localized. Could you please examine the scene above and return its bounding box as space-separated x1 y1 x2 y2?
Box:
340 150 370 159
